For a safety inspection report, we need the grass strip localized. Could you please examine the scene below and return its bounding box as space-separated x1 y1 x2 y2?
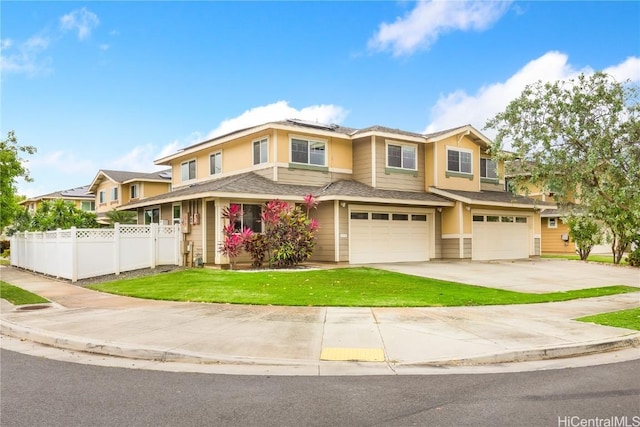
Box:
542 254 628 265
1 281 49 305
88 267 640 307
576 307 640 331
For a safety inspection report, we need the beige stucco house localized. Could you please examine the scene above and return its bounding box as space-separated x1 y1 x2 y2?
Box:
88 169 172 224
119 119 547 266
20 185 96 214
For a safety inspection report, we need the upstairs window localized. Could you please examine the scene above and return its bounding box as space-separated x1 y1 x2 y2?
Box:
130 184 139 199
291 138 326 166
181 159 196 182
387 143 416 170
480 158 498 179
210 152 222 175
111 187 119 201
99 191 106 204
253 138 268 165
447 148 472 174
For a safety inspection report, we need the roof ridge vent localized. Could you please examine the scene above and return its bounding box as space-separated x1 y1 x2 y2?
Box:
286 118 339 131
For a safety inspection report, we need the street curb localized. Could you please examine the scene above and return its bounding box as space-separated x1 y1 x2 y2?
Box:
3 318 639 368
0 319 317 368
402 333 640 367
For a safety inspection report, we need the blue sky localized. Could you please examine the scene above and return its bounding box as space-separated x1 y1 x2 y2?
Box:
2 1 639 197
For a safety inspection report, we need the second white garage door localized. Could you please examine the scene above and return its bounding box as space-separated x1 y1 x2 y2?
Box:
472 213 530 261
349 207 430 264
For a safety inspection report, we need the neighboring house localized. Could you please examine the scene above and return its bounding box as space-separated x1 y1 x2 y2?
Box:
119 119 548 266
88 169 172 224
20 185 96 214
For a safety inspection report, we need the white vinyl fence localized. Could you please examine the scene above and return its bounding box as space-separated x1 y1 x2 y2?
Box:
10 224 182 282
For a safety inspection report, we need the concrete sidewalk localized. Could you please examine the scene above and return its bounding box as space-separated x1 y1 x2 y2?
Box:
1 263 639 375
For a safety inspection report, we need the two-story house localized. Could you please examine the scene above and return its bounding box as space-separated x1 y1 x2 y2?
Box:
20 185 96 214
88 169 172 224
119 119 547 266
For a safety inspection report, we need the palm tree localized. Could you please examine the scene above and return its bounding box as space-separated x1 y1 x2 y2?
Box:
105 209 137 225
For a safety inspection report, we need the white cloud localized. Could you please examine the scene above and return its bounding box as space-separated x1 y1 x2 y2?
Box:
60 7 99 41
369 0 512 57
29 150 97 175
604 57 640 82
206 101 349 139
0 35 52 76
423 52 640 143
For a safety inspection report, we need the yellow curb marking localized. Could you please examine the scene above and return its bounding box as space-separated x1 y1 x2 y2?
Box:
320 347 385 362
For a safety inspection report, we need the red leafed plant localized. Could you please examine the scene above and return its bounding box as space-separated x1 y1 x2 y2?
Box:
219 204 253 270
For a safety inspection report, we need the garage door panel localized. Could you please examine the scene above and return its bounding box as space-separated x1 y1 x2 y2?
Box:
350 208 430 264
472 214 529 261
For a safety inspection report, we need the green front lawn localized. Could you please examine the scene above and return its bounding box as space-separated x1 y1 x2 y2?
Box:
542 254 629 265
577 307 640 331
0 281 49 305
88 267 640 307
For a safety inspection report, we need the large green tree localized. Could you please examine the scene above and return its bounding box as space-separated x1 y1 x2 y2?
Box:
9 199 98 234
0 131 36 229
485 72 640 264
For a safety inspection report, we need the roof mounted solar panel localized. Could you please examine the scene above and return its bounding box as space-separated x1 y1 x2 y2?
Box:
286 118 338 131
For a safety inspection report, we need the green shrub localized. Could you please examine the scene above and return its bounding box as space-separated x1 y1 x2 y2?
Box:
625 236 640 267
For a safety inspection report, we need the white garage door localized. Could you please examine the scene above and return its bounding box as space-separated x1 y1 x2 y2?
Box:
472 213 530 261
350 208 430 264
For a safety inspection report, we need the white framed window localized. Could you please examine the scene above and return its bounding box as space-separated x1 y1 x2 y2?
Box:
548 217 557 228
81 201 95 211
99 190 106 204
172 204 181 225
480 158 498 179
144 207 160 225
386 142 417 170
130 184 139 199
210 152 222 175
111 187 119 201
181 159 196 182
253 138 268 165
447 148 472 174
231 203 262 233
290 137 326 166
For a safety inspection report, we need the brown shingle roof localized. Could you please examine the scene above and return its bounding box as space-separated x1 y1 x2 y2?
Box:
119 172 452 208
431 188 555 207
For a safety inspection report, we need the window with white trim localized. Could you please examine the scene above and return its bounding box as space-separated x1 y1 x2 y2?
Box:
181 159 196 182
387 143 416 170
253 138 268 165
99 190 106 204
144 207 160 224
130 184 139 199
447 148 472 174
480 158 498 179
210 152 222 175
172 204 181 225
81 201 95 211
111 187 119 201
548 217 557 228
291 138 326 166
231 203 262 233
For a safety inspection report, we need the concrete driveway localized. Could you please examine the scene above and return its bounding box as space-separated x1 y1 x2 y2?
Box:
371 259 640 293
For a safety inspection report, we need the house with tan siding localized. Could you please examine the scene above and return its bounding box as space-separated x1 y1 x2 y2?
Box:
88 169 172 224
20 185 95 214
119 119 549 267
